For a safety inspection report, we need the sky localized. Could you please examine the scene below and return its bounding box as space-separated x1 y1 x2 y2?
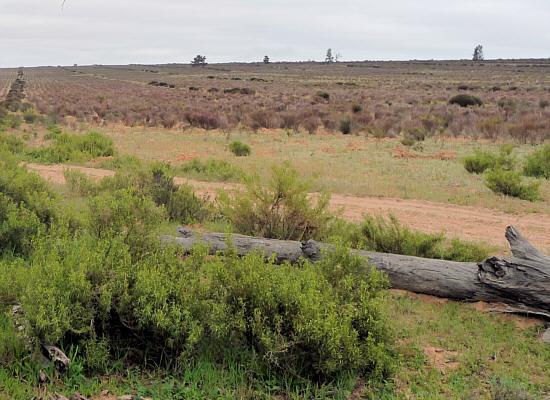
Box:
0 0 549 67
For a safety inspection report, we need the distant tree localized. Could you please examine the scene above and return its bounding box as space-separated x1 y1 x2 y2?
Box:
191 55 207 67
325 48 334 63
473 45 484 62
335 52 342 62
263 55 270 64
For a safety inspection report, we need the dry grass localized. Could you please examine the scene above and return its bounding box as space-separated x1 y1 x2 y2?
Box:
100 127 550 215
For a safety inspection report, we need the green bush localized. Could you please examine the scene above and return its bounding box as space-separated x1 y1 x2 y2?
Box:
463 146 515 174
64 169 99 197
6 223 394 380
0 313 27 368
228 141 251 157
449 94 483 107
464 150 498 174
218 163 334 241
88 188 166 255
31 131 115 163
523 144 550 179
0 133 28 155
0 157 57 256
179 159 243 181
485 169 541 202
345 215 490 262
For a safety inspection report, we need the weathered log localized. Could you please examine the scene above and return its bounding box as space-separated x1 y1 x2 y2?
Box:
164 226 550 318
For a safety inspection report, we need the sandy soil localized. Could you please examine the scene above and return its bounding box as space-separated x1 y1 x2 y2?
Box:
26 163 550 251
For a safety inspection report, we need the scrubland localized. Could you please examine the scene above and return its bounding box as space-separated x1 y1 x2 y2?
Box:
1 60 550 399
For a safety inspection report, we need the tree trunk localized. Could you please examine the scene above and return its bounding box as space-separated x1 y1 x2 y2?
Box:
164 226 550 318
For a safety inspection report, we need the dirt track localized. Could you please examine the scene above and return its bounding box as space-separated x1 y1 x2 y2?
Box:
26 163 550 251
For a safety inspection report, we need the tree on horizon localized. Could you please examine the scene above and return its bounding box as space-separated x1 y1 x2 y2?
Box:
473 45 484 61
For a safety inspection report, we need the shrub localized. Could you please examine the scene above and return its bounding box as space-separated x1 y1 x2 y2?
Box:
339 117 352 134
463 150 498 174
485 169 541 202
352 104 363 113
0 193 43 257
449 94 483 107
31 131 115 163
345 215 490 262
88 188 166 254
316 91 330 100
228 141 251 157
98 163 209 225
11 231 394 380
218 163 334 241
23 111 39 124
0 313 27 367
400 135 416 147
539 99 549 109
178 159 243 182
0 133 27 155
64 169 98 197
523 144 550 179
463 147 515 174
0 156 57 224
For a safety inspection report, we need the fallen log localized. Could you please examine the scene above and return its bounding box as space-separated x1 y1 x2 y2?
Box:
164 226 550 319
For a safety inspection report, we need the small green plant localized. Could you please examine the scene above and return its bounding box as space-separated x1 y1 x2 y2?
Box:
64 169 98 197
179 159 243 181
228 141 251 157
485 169 541 202
218 163 334 241
400 135 416 147
523 144 550 179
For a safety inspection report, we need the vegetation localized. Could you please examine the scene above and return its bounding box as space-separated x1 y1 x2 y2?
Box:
485 168 541 202
218 164 334 241
31 130 115 163
523 144 550 179
342 215 491 262
463 146 515 174
449 94 483 107
228 140 251 157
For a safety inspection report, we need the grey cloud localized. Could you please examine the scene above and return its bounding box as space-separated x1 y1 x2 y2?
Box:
0 0 548 67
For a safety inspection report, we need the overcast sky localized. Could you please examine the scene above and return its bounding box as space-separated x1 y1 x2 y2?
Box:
0 0 549 67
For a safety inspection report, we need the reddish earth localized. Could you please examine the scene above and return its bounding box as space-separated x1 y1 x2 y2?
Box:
26 163 550 251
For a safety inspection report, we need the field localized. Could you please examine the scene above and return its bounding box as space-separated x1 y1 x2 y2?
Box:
1 60 550 399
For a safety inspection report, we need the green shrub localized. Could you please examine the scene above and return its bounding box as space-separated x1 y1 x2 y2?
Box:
400 135 416 147
88 188 166 254
64 169 99 197
485 169 541 201
463 146 515 174
0 157 57 256
464 150 498 174
523 144 550 179
0 193 43 257
23 111 39 124
31 131 115 163
0 133 28 155
228 141 251 157
218 163 334 241
449 94 483 107
178 159 243 182
10 228 394 380
346 215 490 262
96 154 143 171
0 313 27 367
339 117 352 134
0 114 23 129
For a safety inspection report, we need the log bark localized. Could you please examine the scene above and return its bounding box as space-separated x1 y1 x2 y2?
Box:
163 226 550 318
